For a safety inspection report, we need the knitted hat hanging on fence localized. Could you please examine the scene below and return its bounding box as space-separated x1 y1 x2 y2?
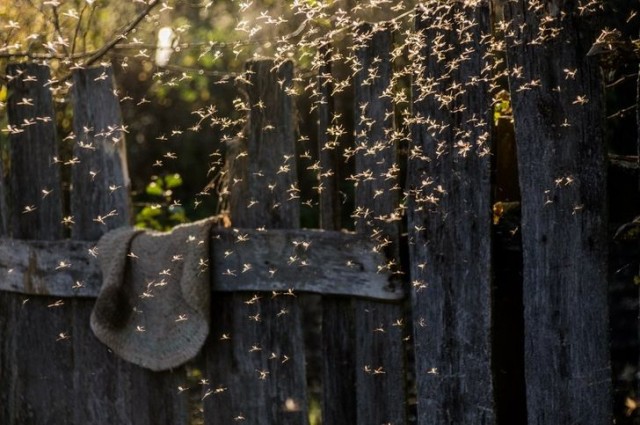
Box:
90 218 215 371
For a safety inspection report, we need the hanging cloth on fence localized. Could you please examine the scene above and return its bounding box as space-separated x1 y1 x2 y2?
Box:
90 218 215 371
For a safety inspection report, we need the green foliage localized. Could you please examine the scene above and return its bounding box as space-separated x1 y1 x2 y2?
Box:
135 173 187 231
493 90 512 125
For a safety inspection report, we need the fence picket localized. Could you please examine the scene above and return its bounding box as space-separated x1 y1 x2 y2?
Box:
68 66 188 425
504 2 612 424
352 24 407 424
408 4 494 424
0 63 71 425
4 63 63 239
70 66 131 239
204 59 308 425
316 42 358 425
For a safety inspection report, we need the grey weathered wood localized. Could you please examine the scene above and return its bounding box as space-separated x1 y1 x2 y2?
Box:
0 63 72 425
3 63 63 239
211 229 399 299
352 23 407 425
226 60 300 228
504 2 611 424
0 238 102 297
70 66 132 240
408 4 495 424
204 59 308 425
321 297 356 424
0 229 399 300
67 66 187 425
315 41 357 425
70 303 189 425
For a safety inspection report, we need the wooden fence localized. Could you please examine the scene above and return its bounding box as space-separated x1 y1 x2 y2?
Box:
0 4 613 425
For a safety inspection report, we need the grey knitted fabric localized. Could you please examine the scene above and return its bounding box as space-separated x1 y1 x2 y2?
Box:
90 218 214 371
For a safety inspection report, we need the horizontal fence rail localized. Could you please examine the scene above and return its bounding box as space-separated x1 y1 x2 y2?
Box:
0 230 401 300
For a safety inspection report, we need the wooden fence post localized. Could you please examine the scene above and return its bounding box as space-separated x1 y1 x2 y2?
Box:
68 66 188 425
70 66 131 240
2 63 64 239
316 43 358 425
352 23 407 424
408 3 495 424
504 2 612 424
204 59 308 425
0 63 70 424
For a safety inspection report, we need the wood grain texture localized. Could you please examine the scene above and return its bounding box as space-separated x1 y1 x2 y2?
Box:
408 4 495 424
0 293 189 425
0 65 73 425
70 66 132 240
352 23 407 425
211 229 400 299
504 2 611 424
0 63 71 425
0 238 101 297
0 229 399 300
204 59 308 425
4 63 63 240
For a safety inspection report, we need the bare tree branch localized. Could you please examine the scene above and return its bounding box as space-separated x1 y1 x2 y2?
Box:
71 3 90 56
81 0 160 69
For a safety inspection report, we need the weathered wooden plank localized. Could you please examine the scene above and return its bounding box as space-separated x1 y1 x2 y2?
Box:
226 60 300 227
0 62 72 425
70 65 131 240
0 238 101 297
211 229 399 299
321 297 355 424
67 66 188 425
204 59 308 425
3 63 63 239
0 229 399 300
315 41 357 425
70 303 189 425
352 23 407 425
504 2 611 424
408 3 495 424
0 292 76 425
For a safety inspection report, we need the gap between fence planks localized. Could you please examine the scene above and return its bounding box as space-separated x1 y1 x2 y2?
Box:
0 229 401 300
